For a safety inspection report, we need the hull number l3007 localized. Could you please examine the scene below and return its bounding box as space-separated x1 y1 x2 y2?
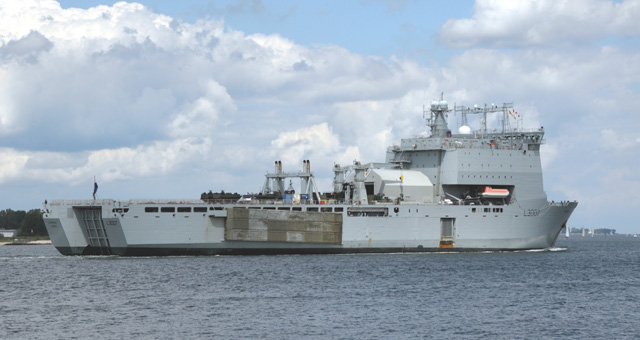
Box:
524 209 540 216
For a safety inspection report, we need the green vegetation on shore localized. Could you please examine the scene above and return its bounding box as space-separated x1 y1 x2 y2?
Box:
0 209 48 237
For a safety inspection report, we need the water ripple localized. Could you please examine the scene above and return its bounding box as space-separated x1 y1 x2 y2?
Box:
1 238 639 339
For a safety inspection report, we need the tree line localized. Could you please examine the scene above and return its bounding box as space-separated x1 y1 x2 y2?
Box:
0 209 47 237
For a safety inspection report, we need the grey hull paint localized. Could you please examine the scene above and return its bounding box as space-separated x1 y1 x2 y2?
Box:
44 201 576 256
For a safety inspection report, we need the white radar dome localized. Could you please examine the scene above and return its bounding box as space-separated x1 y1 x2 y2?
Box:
439 100 448 110
431 100 439 110
458 125 471 134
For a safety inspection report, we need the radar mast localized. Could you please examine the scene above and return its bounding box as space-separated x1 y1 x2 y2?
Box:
425 93 451 138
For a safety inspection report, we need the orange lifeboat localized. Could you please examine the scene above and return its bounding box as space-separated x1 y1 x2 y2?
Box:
480 186 509 198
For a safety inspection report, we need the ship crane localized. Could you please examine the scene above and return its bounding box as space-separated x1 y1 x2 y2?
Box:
261 160 321 203
333 161 370 205
332 161 398 205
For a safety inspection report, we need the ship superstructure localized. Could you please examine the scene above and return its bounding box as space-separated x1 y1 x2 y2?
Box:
43 96 577 256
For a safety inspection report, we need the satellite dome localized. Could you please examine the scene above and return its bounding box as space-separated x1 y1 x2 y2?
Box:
458 125 471 134
431 100 439 110
439 100 448 110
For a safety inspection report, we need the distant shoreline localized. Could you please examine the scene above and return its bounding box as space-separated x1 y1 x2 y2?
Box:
0 240 52 246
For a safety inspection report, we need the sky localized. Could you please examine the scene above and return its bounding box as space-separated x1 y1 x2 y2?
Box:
1 0 639 233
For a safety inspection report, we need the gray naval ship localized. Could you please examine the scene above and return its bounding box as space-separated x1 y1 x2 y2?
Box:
43 96 577 256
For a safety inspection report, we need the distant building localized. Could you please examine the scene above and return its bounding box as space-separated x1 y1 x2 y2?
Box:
0 229 17 238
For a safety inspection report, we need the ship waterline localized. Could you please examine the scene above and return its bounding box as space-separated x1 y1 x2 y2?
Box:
43 96 577 256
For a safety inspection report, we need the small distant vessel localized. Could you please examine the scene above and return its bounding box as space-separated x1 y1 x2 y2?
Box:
581 227 586 239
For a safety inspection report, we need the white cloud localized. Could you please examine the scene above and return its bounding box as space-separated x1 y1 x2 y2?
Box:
0 72 15 136
0 7 236 149
600 129 640 150
1 1 439 197
438 0 640 48
270 123 342 166
0 138 213 186
167 80 236 139
0 1 438 153
329 93 427 162
555 166 640 215
540 143 558 171
0 148 29 183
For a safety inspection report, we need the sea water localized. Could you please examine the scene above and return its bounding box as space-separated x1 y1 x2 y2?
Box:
1 236 639 339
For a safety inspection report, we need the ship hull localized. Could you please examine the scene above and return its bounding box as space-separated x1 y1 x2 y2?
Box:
43 199 577 256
